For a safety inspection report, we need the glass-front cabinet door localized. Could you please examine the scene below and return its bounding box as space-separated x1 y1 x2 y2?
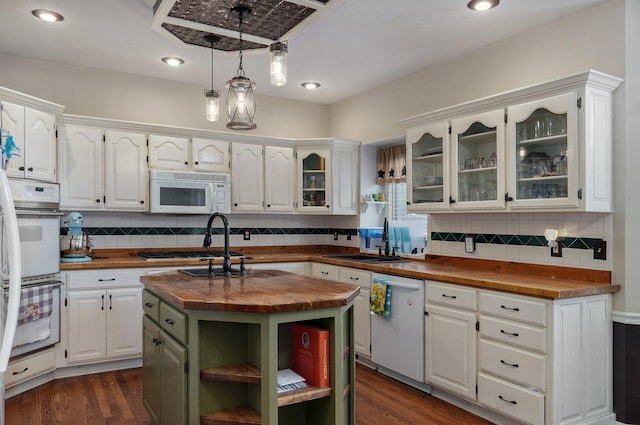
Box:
297 148 332 213
450 110 505 211
406 122 449 212
506 92 578 209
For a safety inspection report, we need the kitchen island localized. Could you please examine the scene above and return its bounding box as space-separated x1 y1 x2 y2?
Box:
140 269 359 425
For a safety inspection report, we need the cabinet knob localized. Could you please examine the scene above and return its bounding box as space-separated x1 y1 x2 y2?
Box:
28 167 34 172
505 193 513 202
19 166 25 171
406 201 411 205
326 204 330 208
140 200 145 204
234 203 238 207
96 199 101 203
194 161 199 165
184 161 188 165
449 196 456 204
267 204 271 208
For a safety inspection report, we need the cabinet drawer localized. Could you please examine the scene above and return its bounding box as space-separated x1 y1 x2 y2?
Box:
142 290 160 322
5 347 56 388
479 292 547 326
311 263 339 281
426 282 477 311
480 315 547 353
160 302 187 344
479 339 546 390
66 268 145 290
478 372 544 425
339 268 370 287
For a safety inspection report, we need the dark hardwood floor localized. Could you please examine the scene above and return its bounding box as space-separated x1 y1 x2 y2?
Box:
5 363 492 425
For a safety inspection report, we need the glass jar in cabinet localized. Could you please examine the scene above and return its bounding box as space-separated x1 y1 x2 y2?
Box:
297 148 331 212
406 122 450 212
506 92 578 209
450 109 506 211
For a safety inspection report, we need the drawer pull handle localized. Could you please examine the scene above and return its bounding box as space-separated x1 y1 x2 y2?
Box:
101 295 105 311
349 276 359 281
500 305 520 312
500 329 519 337
442 294 457 299
164 318 175 326
498 395 517 405
144 302 154 308
500 359 519 368
12 367 28 375
321 271 329 275
98 278 116 282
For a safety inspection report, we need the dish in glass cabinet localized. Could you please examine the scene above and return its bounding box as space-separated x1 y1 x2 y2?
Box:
420 146 443 156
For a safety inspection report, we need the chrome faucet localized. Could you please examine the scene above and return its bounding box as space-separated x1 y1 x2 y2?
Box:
203 212 231 277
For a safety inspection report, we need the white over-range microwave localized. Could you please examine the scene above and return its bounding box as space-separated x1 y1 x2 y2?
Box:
149 170 230 214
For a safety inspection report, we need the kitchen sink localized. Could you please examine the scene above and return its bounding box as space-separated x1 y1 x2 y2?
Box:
323 254 410 263
178 267 246 278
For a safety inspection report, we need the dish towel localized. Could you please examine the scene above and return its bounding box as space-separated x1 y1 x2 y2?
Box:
370 278 391 318
17 285 54 325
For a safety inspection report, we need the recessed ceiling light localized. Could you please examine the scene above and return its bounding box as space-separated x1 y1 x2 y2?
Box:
161 57 185 67
32 9 64 22
467 0 499 11
301 82 321 90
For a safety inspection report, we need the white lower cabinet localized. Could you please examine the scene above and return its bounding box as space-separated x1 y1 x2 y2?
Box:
65 269 144 364
424 282 477 401
312 263 371 358
5 347 56 388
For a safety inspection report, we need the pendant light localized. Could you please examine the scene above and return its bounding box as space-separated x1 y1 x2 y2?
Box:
269 0 287 86
204 34 221 122
226 5 257 131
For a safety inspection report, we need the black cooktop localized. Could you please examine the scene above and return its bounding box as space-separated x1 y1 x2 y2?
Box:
136 250 243 260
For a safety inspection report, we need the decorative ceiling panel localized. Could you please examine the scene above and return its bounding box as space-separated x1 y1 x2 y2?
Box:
159 0 331 51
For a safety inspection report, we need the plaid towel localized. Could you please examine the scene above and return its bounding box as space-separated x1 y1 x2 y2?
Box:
17 285 53 325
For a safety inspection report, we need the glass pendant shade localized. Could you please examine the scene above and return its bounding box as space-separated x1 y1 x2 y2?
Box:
204 90 220 122
226 76 257 130
269 41 288 86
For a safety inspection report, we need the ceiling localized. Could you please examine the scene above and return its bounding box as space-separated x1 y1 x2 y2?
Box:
0 0 610 105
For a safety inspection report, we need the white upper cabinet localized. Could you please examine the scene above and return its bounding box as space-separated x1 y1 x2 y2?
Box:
400 70 621 213
451 110 506 211
59 124 104 209
406 122 450 212
104 131 148 211
148 136 230 173
0 87 63 182
296 139 360 215
231 143 264 212
192 138 230 173
264 146 295 213
59 122 148 211
148 135 190 171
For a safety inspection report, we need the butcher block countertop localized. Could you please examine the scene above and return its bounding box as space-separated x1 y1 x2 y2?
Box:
62 246 620 300
141 269 359 314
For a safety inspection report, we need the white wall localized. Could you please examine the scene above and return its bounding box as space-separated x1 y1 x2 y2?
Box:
329 0 625 144
0 53 330 139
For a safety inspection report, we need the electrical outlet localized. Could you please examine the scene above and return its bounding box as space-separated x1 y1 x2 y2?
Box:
243 230 251 241
550 240 562 257
333 232 339 241
464 234 476 253
347 233 352 241
593 239 607 260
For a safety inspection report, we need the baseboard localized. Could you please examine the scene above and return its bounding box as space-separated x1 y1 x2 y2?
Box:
612 310 640 325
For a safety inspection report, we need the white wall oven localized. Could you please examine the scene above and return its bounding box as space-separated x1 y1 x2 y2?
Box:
2 179 62 358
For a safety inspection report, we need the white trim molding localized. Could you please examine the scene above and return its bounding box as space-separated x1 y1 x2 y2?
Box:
612 310 640 325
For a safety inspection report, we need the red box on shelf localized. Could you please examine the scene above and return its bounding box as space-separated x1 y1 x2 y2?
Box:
292 323 330 388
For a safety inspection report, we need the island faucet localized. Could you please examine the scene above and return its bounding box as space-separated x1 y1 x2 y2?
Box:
203 212 231 277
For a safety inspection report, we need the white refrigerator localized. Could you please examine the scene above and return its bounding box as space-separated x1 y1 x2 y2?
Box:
0 118 22 423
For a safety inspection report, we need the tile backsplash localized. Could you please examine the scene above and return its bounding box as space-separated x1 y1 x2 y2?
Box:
70 212 360 250
427 212 612 270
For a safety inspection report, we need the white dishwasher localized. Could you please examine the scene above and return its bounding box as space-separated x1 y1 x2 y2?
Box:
370 273 425 383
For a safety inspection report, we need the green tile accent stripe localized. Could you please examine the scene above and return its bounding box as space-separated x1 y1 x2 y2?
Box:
70 227 358 237
431 232 601 250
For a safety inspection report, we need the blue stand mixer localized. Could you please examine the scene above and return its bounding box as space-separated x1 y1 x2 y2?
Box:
60 212 92 263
